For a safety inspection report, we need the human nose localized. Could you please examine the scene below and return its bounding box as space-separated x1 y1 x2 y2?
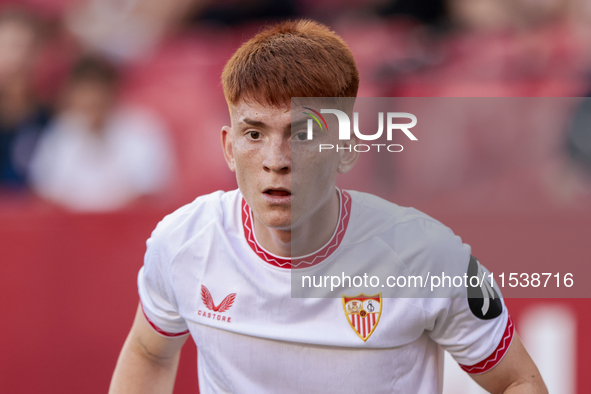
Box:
262 136 291 173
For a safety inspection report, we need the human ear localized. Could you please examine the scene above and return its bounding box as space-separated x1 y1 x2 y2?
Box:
221 126 236 172
337 136 359 174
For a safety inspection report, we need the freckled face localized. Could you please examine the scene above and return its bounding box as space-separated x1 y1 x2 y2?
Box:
221 100 343 231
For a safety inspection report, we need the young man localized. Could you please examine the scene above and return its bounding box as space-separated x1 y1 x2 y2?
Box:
29 55 173 211
109 20 546 393
0 10 51 188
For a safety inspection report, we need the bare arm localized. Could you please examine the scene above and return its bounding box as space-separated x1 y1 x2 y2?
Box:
471 333 547 394
109 304 189 394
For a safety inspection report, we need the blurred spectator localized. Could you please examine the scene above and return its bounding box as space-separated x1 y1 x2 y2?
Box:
29 55 175 211
567 98 591 174
568 0 591 71
0 9 51 189
447 0 512 31
543 96 591 204
66 0 207 62
196 0 299 26
377 0 446 26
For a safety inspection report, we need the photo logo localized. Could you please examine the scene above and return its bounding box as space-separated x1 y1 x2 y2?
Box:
302 107 328 140
303 107 417 152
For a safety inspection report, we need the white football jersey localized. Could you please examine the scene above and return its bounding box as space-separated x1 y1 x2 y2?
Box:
138 189 513 394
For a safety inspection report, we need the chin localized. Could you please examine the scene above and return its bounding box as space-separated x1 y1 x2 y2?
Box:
263 216 292 231
256 210 292 231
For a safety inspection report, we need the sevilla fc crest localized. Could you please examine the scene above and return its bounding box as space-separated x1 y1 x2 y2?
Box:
342 293 382 342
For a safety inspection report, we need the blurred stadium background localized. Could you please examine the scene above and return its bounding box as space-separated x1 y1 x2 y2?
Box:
0 0 590 392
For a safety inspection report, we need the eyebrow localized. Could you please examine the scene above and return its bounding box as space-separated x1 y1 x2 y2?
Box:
290 119 308 131
242 118 267 128
241 118 310 132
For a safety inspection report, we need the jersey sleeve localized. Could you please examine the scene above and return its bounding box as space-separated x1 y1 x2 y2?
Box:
408 217 513 375
426 256 513 375
138 221 190 337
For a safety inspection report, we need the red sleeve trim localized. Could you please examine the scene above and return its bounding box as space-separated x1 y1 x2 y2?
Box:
459 315 514 374
140 302 190 337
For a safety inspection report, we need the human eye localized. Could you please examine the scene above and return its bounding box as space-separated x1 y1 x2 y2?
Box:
291 131 309 141
247 131 262 140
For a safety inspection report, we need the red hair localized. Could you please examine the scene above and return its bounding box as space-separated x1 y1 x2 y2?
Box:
222 20 359 107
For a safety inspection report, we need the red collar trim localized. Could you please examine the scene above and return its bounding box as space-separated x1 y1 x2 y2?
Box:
242 189 351 269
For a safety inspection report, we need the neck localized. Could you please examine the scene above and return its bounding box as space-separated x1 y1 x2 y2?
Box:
253 188 340 258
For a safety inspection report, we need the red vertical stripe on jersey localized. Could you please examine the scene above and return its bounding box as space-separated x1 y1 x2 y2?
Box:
362 316 367 338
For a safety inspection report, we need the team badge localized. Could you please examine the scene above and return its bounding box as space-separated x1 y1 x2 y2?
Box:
342 293 382 342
